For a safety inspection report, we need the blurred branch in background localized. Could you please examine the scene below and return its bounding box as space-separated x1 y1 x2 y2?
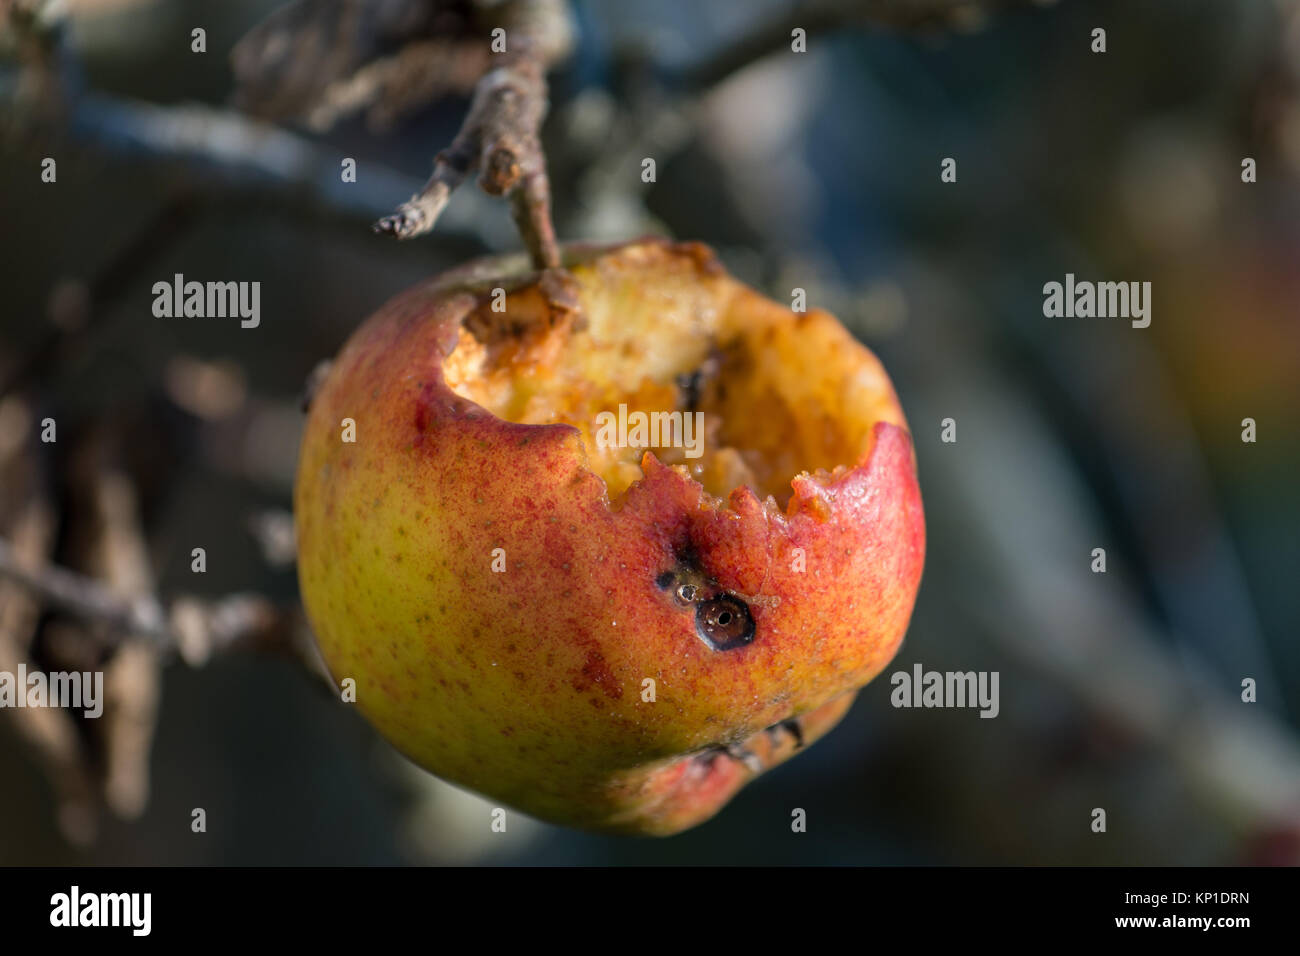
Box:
901 330 1300 859
0 392 326 844
0 527 314 668
225 0 578 264
229 0 491 132
0 4 510 251
0 82 505 246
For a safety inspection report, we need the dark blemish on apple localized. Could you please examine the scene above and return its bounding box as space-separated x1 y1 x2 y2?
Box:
692 748 724 772
676 367 706 413
783 719 804 748
674 347 723 413
696 741 761 773
696 594 754 651
656 565 755 651
764 717 804 750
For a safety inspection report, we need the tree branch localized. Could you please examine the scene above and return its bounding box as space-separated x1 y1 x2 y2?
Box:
0 535 168 648
0 534 319 674
372 0 573 269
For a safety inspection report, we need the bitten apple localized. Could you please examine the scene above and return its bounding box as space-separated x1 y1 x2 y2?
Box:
294 239 925 835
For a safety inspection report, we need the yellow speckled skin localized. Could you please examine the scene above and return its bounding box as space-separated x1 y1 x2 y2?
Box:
294 240 924 835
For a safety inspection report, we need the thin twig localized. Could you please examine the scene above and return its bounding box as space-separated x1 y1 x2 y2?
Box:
78 456 161 820
373 0 573 269
0 535 314 667
0 535 169 648
229 0 488 131
0 461 101 844
0 80 500 249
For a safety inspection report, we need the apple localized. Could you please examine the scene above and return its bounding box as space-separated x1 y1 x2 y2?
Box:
294 238 924 835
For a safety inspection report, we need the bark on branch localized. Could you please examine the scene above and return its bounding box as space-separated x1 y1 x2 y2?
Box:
371 0 572 269
0 534 314 666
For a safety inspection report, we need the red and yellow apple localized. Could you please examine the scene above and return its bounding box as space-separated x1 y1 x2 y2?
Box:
294 239 924 835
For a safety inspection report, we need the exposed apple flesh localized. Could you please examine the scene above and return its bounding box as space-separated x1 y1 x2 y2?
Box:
294 238 925 835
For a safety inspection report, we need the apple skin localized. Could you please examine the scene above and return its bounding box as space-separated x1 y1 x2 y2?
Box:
294 239 925 836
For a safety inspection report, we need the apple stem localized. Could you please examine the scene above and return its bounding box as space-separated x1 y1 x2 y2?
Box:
373 1 570 270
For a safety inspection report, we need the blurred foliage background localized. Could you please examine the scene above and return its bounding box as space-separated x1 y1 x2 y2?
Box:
1 0 1298 864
